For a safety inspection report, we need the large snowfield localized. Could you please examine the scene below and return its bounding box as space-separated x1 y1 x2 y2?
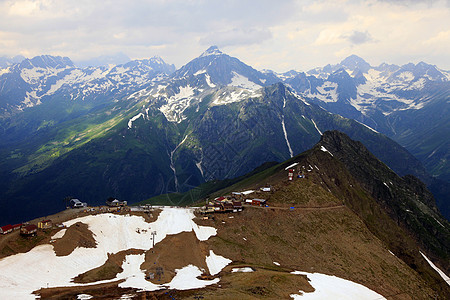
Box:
0 207 221 299
0 207 388 299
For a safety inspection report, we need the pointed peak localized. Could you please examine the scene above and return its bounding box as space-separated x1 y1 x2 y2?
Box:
340 54 371 72
149 55 166 63
199 46 224 58
341 54 366 63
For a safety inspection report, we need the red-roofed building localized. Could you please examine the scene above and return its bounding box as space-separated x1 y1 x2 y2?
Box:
20 224 38 236
12 224 22 231
0 224 13 234
251 199 267 206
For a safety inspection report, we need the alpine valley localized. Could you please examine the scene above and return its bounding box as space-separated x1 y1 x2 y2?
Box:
0 46 448 224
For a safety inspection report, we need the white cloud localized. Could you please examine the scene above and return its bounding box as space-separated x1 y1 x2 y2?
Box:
199 28 272 47
8 0 40 16
344 31 374 45
0 0 448 71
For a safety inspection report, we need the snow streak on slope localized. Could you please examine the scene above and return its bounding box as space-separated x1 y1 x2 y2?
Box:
354 120 379 133
0 207 220 299
311 119 322 135
281 117 293 158
420 252 450 286
290 271 386 299
128 113 144 129
170 134 190 191
281 97 293 158
320 146 333 156
195 149 205 179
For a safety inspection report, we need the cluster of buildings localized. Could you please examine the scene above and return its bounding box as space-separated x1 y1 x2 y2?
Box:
0 219 53 237
1 196 129 238
0 224 22 235
199 187 270 214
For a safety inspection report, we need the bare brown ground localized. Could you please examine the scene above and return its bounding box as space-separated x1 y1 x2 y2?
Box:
127 208 162 223
0 208 85 259
52 222 96 256
34 279 128 300
205 206 438 299
35 283 210 300
141 231 210 284
199 268 314 299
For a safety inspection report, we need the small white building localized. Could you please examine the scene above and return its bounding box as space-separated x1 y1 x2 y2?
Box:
106 198 127 207
70 198 87 208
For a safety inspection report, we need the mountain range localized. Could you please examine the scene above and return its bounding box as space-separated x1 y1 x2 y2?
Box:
0 46 448 223
277 54 450 183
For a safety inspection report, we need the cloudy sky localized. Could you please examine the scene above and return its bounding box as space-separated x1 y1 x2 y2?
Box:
0 0 449 72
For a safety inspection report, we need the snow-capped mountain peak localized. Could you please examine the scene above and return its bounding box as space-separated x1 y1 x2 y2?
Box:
19 55 74 70
199 45 224 58
339 54 371 73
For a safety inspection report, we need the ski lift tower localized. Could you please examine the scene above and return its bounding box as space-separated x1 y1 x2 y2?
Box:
151 230 157 248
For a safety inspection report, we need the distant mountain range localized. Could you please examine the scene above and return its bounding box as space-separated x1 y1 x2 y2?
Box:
0 46 448 223
275 54 450 183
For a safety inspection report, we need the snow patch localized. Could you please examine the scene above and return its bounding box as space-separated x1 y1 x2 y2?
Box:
320 146 333 156
206 250 232 276
51 229 67 240
194 69 207 76
128 113 144 129
290 271 386 299
232 267 254 273
407 78 426 90
167 264 220 290
159 85 195 122
273 262 280 266
118 255 219 291
117 254 160 291
398 71 414 82
241 190 254 195
205 74 215 87
311 81 338 103
211 87 262 106
0 67 10 76
285 162 299 170
229 71 261 90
